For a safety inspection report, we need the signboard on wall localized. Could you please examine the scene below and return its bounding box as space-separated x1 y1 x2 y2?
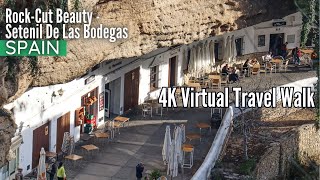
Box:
84 75 95 85
99 92 104 111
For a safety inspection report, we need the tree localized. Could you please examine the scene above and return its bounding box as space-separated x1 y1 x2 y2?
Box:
295 0 320 129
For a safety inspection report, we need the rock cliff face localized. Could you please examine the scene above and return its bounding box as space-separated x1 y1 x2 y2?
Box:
34 0 295 87
0 0 296 168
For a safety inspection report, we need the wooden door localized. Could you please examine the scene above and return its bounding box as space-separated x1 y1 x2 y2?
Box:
168 56 177 87
56 112 70 153
124 67 140 112
32 122 50 168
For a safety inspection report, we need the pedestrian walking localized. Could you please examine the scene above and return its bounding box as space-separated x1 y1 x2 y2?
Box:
136 162 144 180
57 162 66 180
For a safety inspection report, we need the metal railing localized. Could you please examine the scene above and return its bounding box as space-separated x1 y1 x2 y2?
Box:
191 106 234 180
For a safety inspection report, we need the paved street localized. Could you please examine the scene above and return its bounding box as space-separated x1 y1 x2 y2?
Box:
66 108 217 180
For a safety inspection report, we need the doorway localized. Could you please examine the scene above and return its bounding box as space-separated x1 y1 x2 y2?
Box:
168 56 177 87
32 122 50 168
235 37 243 56
214 42 219 60
56 112 70 153
124 67 140 112
269 33 284 56
105 77 121 117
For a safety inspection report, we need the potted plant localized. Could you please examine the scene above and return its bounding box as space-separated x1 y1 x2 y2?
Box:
149 169 161 180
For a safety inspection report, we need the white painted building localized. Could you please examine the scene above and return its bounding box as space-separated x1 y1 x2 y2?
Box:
1 12 305 178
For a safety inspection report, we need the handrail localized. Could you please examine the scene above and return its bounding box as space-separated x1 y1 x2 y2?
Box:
191 77 318 180
191 106 234 180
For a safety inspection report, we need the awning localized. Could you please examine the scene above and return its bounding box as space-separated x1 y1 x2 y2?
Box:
149 55 165 67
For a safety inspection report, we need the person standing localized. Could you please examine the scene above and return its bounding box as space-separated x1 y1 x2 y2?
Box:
136 162 144 180
281 42 288 59
57 162 66 180
14 168 23 180
47 159 57 180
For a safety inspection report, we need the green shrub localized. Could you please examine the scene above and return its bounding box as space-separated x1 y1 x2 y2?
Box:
149 169 161 180
239 158 256 175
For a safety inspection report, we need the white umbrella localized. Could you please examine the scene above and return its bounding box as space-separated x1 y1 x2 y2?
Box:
188 47 195 74
228 36 232 63
167 126 182 178
182 49 188 73
167 139 178 177
180 124 186 143
231 35 237 62
209 40 216 70
174 126 183 165
162 125 172 164
37 147 46 180
204 41 211 73
198 44 203 76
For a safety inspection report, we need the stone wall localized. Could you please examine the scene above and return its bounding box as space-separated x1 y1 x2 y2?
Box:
254 124 320 179
255 143 281 180
297 124 320 165
0 109 16 168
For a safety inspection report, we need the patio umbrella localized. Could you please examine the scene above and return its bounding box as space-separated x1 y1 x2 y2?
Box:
61 132 70 153
228 36 232 63
167 139 178 177
204 41 211 73
174 126 183 165
188 47 196 75
231 35 237 62
197 44 202 77
182 48 188 73
162 125 172 164
209 41 216 66
37 147 46 180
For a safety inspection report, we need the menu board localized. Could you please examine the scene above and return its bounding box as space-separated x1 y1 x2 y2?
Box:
99 92 104 111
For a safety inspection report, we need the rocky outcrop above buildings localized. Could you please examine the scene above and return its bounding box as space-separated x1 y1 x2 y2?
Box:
32 0 295 87
0 109 16 168
0 0 296 168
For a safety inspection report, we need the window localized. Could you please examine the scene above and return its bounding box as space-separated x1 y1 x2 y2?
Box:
287 34 295 43
150 66 159 91
258 35 265 47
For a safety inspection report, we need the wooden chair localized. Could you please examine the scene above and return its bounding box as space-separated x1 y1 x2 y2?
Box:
279 60 289 72
220 73 229 86
251 64 260 75
265 62 276 74
142 103 152 117
187 82 201 92
208 75 221 89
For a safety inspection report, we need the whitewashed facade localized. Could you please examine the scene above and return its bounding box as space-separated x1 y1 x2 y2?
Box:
0 12 304 177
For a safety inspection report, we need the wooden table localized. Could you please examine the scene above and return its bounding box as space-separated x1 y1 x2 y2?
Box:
46 151 57 158
65 154 83 167
186 133 201 142
196 123 211 134
95 132 109 138
81 144 99 157
113 116 130 128
82 144 99 151
95 132 110 146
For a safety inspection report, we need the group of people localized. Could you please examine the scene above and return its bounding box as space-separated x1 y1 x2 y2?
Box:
221 64 240 83
14 160 66 180
47 160 67 180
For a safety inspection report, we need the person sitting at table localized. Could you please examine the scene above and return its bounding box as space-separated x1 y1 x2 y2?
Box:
265 52 273 61
242 59 251 75
229 68 239 83
221 64 229 75
252 58 260 66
